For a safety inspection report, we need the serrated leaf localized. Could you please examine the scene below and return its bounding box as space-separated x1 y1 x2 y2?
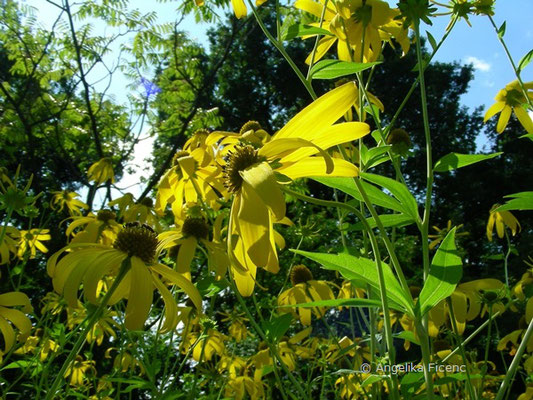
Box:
314 177 405 213
433 152 502 172
293 250 414 315
281 24 333 41
310 60 380 80
262 313 293 342
352 213 415 230
518 49 533 72
426 31 437 51
360 172 420 221
418 228 463 316
498 21 506 38
494 191 533 211
280 298 381 308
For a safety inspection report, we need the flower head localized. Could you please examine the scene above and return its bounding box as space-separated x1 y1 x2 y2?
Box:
0 291 33 354
484 80 533 134
48 223 202 332
18 228 51 259
88 158 115 185
486 205 521 241
51 190 88 216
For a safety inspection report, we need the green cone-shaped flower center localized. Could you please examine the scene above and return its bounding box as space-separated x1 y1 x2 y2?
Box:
223 145 263 193
114 223 158 264
291 265 314 286
181 217 209 240
97 209 116 223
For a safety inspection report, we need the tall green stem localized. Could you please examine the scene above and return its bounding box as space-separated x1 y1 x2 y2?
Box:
45 258 131 400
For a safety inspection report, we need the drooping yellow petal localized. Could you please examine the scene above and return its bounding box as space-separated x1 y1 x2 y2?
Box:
305 36 336 65
124 257 153 330
152 275 179 333
177 236 197 281
237 184 271 268
0 307 31 339
240 162 285 221
513 106 533 134
0 316 15 352
496 106 512 133
483 101 505 122
450 291 467 335
231 0 247 18
274 82 357 140
279 157 359 180
151 263 203 310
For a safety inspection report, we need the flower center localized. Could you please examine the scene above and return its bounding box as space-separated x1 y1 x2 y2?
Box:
239 120 263 135
97 209 116 223
181 217 209 240
140 197 153 208
172 151 191 166
223 145 263 193
113 223 158 264
504 88 524 107
290 265 314 286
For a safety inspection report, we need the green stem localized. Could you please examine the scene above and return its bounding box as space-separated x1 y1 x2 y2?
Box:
488 15 533 109
446 298 477 400
504 230 512 287
229 278 310 399
45 258 131 400
494 317 533 400
306 0 328 80
480 304 493 396
247 0 317 99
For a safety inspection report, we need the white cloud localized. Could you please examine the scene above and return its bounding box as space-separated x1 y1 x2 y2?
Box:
465 56 491 72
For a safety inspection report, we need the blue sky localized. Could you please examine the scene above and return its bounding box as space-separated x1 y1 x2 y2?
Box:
26 0 532 196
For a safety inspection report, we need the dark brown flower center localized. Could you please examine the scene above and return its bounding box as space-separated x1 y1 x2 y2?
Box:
290 265 314 286
114 223 158 264
223 145 263 193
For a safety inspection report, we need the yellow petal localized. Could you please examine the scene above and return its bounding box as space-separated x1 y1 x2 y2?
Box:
0 316 15 352
274 82 357 140
240 162 285 221
152 275 179 333
496 106 512 133
237 184 271 267
279 157 358 179
484 101 505 122
151 263 203 310
177 236 197 281
305 36 336 65
514 106 533 134
0 307 31 339
124 257 153 330
231 0 247 18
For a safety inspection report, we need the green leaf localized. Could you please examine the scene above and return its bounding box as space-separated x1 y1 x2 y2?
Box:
433 152 502 172
426 31 437 51
518 49 533 72
418 228 463 316
494 191 533 211
310 60 380 80
280 298 381 308
520 133 533 141
498 21 506 38
363 145 392 169
394 330 420 346
293 250 414 315
360 172 420 221
262 313 293 342
352 213 415 230
314 177 405 213
281 24 333 41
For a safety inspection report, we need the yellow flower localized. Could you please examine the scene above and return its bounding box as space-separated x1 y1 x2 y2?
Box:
66 209 121 245
0 291 33 354
486 204 520 241
88 157 115 184
123 197 160 228
47 223 202 331
14 331 58 362
108 192 134 217
225 0 267 19
484 80 533 134
428 220 468 250
64 355 96 386
50 190 88 216
220 311 249 342
156 148 226 216
17 228 51 259
67 305 119 345
225 370 265 400
278 265 335 325
0 226 20 265
157 208 229 281
183 328 227 362
105 346 145 374
225 82 369 296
